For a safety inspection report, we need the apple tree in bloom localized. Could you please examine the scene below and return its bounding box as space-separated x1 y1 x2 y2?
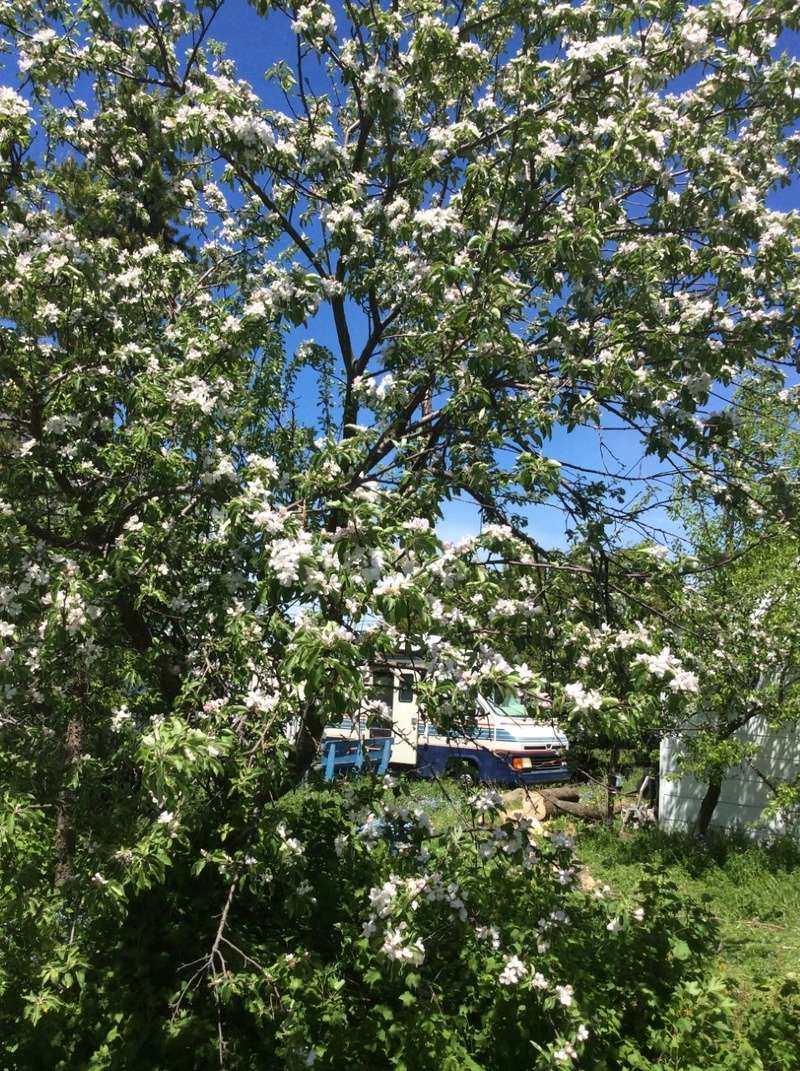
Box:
1 0 799 1065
